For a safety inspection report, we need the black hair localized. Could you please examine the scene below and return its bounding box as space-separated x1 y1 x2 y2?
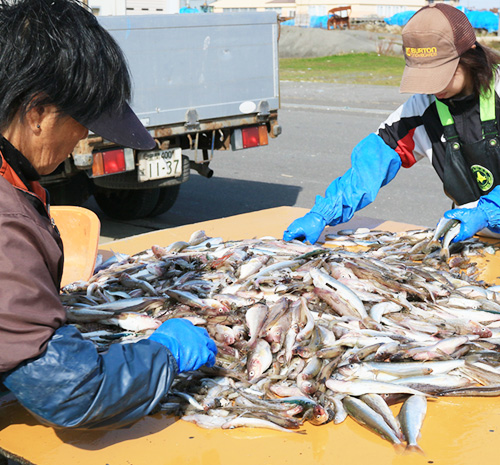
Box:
460 42 500 98
0 0 131 130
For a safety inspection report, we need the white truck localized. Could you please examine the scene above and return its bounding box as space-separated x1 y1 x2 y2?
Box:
41 11 281 220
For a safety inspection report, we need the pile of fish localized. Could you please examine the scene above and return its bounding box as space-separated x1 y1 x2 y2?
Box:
61 225 500 452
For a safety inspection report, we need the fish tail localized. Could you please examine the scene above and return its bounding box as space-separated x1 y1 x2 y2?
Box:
405 444 425 455
393 442 406 454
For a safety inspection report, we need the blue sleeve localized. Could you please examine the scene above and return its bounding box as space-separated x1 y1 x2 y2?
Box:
310 133 402 225
1 325 178 429
479 185 500 233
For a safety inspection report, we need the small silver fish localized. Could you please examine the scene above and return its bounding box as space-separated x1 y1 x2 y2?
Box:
342 396 403 447
398 395 427 454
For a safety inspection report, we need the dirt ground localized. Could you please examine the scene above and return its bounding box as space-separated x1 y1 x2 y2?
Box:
278 24 404 58
278 23 500 59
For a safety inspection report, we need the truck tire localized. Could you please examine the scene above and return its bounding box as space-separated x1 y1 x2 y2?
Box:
43 171 92 207
148 185 181 217
93 186 160 220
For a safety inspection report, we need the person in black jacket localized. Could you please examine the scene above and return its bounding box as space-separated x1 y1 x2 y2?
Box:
284 4 500 245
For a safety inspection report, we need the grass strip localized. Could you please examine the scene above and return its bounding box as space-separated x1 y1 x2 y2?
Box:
279 53 405 86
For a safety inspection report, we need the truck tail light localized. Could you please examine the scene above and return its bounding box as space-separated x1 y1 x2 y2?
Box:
92 148 135 177
231 125 268 150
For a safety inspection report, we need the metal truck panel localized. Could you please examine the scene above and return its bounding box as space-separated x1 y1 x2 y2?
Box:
97 12 280 129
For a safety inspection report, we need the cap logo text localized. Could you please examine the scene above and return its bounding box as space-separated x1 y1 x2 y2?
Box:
405 47 437 58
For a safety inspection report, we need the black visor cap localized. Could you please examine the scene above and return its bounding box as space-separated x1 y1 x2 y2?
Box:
82 103 156 151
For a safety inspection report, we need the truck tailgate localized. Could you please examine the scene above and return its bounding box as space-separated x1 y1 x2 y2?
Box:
97 12 280 129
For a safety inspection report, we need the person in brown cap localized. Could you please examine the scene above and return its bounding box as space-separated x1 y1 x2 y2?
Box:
284 3 500 246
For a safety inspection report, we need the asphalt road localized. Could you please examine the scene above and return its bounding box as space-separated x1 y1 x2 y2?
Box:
84 81 452 244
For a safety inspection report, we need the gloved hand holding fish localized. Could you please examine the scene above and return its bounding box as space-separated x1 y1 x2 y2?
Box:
427 187 500 260
443 189 500 242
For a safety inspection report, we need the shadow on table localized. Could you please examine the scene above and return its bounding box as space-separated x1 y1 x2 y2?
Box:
54 413 178 450
0 393 181 451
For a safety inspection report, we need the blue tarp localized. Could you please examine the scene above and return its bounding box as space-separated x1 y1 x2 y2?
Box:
384 6 499 32
458 6 498 33
310 15 329 28
179 7 200 13
384 10 416 26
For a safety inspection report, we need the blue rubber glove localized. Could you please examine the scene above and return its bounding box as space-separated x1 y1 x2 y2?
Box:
149 319 217 373
283 212 326 244
283 133 402 243
443 208 488 243
443 186 500 243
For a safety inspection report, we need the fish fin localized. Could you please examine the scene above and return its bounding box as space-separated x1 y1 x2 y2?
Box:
423 240 441 254
395 429 405 442
439 247 450 261
393 442 406 454
405 444 425 455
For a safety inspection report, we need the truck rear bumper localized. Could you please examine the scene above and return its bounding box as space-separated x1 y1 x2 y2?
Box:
92 155 190 190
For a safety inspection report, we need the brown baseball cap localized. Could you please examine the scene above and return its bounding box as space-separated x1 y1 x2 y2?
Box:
400 4 476 94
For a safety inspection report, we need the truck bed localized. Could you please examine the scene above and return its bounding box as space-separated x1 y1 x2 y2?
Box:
97 12 280 129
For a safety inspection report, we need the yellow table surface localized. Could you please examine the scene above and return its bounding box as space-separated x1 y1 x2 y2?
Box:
2 206 500 465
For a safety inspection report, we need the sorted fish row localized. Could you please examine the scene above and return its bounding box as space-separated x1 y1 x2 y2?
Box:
61 227 500 452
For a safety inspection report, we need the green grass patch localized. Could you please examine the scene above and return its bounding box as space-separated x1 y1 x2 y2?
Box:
279 53 405 86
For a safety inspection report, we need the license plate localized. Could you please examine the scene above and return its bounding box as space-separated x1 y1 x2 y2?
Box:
137 148 183 182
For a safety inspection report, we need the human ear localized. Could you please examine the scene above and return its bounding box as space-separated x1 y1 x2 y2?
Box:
24 104 45 134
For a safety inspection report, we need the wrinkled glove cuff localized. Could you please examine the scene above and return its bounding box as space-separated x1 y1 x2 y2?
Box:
310 193 342 225
478 195 500 233
149 333 179 359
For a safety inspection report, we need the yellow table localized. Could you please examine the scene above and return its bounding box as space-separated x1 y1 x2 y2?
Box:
1 207 499 465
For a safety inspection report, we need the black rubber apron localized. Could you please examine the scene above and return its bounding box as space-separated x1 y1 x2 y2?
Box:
437 77 500 205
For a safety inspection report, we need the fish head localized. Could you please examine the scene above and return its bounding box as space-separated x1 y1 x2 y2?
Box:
222 334 236 345
337 362 360 378
307 405 331 426
205 305 231 316
298 378 317 395
247 360 263 382
469 322 492 338
265 326 282 344
292 345 314 358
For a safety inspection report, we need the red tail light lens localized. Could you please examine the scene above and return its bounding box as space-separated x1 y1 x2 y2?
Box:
232 125 269 150
92 149 126 177
242 127 260 148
